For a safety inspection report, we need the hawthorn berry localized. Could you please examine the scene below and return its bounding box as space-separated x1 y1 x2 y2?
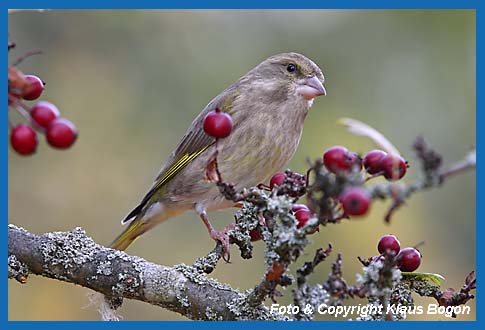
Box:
249 229 262 242
292 204 310 213
10 124 38 155
381 154 407 181
30 101 60 128
269 173 286 189
46 118 78 149
285 171 307 197
396 247 422 272
363 149 388 174
22 75 44 101
377 234 401 255
340 187 371 216
295 209 311 228
323 146 362 173
295 209 318 233
203 109 233 139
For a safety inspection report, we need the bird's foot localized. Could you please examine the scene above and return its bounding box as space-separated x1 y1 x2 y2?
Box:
211 223 235 262
200 211 234 262
233 202 244 208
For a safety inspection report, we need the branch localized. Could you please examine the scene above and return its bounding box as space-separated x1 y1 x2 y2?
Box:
7 224 283 321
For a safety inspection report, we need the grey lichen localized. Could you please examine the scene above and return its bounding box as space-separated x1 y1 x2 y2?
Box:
41 227 99 280
8 254 29 283
96 260 113 276
226 295 286 321
174 263 234 291
308 284 330 309
392 282 415 307
205 306 224 321
403 277 442 298
192 247 223 274
140 262 186 306
176 288 191 309
8 223 27 232
356 258 403 320
357 260 402 297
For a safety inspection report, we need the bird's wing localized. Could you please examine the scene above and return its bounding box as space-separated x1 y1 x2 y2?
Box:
121 89 239 224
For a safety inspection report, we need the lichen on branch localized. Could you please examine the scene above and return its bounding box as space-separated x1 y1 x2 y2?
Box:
7 224 283 321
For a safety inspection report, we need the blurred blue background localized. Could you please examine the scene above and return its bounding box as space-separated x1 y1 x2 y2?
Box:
8 10 475 320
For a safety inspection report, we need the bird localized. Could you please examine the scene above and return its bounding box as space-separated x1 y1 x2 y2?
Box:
110 52 326 260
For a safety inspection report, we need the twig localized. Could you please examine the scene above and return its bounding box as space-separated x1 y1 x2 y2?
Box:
439 150 476 183
12 49 43 67
8 224 283 321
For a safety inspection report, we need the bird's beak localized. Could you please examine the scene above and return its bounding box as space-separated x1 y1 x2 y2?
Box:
297 76 326 100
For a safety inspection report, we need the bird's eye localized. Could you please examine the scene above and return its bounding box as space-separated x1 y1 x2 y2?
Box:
286 63 297 73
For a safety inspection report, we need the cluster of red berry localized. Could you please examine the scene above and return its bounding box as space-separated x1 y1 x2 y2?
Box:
322 146 408 217
263 146 408 225
202 110 412 243
375 234 422 272
8 71 77 156
324 146 408 180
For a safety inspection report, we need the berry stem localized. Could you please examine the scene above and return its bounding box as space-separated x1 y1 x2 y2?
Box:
364 171 384 182
438 150 476 183
8 115 14 130
329 213 350 223
11 49 43 67
13 104 32 122
256 183 271 191
15 102 47 133
305 166 313 188
412 240 425 249
8 94 19 106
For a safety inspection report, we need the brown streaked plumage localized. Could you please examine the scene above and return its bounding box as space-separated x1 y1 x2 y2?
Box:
110 52 326 257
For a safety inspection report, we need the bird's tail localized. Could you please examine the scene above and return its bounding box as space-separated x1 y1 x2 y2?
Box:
109 218 146 251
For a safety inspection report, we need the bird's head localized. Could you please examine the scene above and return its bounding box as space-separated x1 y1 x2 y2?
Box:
248 52 326 103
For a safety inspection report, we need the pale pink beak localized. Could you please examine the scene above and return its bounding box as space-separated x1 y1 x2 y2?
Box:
297 76 326 100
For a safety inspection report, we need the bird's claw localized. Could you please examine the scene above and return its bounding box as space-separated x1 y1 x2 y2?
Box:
209 229 231 262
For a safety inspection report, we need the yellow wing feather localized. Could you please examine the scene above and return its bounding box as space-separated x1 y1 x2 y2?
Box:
111 89 240 250
152 148 208 193
110 219 144 250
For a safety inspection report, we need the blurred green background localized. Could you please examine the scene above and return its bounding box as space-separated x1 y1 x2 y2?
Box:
8 10 475 321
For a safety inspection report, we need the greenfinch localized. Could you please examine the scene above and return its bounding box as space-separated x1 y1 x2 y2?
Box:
110 52 326 258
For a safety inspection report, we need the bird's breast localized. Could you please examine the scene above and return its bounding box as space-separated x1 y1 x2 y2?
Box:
217 101 306 189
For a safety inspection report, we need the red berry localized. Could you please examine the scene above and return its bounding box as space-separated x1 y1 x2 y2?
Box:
46 118 78 149
292 204 310 213
323 146 362 173
22 75 44 100
10 124 38 155
269 173 286 189
203 109 233 139
340 187 371 216
381 154 407 181
377 234 401 255
363 149 388 174
294 209 318 233
249 229 262 242
295 209 311 228
30 101 60 128
396 247 422 272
